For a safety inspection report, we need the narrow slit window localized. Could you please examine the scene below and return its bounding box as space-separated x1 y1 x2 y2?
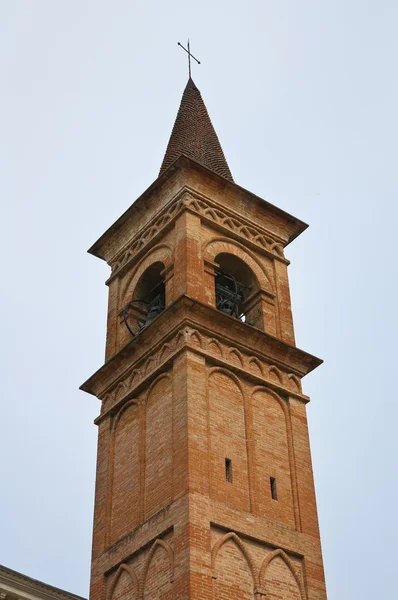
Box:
270 476 278 500
225 458 233 483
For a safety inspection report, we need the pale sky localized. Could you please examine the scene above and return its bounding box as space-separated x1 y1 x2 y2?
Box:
1 2 397 599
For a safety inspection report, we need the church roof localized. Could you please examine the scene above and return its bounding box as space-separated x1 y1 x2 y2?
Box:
0 564 86 600
159 78 233 182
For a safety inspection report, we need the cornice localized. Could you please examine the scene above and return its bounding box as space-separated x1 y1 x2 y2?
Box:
183 188 288 258
0 566 85 600
81 297 321 421
107 186 290 282
108 188 187 278
95 323 311 424
88 156 307 262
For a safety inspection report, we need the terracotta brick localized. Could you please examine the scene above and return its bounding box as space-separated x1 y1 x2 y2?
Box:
82 83 327 600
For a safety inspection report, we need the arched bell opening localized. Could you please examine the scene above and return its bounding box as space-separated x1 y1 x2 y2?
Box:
214 253 260 324
122 262 166 336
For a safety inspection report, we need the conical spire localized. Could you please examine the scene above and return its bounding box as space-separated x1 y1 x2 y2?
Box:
160 78 233 182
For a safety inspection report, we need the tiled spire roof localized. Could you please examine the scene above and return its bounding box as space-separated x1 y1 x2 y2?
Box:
159 78 233 182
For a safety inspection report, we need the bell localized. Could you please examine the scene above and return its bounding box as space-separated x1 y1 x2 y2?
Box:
144 293 165 326
215 272 244 319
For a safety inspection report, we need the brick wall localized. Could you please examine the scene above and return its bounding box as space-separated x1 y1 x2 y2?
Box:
212 537 254 600
263 555 301 599
111 402 141 543
144 376 173 520
251 389 295 526
85 163 328 600
107 532 174 600
208 370 250 512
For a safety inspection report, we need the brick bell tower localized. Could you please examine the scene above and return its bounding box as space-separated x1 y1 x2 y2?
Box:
81 78 328 600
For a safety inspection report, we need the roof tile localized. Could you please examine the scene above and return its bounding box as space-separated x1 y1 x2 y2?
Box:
159 78 233 182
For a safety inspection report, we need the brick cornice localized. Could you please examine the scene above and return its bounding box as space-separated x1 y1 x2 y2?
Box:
88 156 307 262
0 566 85 600
107 187 289 282
108 189 187 278
80 297 321 421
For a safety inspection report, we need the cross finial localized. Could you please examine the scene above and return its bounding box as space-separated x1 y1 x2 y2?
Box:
178 39 201 78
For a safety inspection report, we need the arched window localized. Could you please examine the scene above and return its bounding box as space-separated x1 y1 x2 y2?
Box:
214 253 259 323
122 262 166 336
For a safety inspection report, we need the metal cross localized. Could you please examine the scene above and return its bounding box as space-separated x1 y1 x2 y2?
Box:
177 39 200 78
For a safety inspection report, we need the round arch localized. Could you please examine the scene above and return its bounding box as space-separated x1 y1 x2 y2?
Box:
203 237 273 293
143 372 172 405
251 385 288 419
120 243 173 305
112 399 141 431
208 366 246 398
251 386 301 530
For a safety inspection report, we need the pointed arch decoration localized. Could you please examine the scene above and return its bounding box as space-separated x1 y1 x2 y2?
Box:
139 538 174 597
189 330 203 348
287 373 301 392
211 532 260 590
268 365 284 384
227 347 244 367
114 381 128 403
260 549 306 600
248 357 264 376
108 563 139 600
207 337 223 357
158 342 172 363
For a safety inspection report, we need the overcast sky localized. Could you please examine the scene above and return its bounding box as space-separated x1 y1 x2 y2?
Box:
1 2 397 599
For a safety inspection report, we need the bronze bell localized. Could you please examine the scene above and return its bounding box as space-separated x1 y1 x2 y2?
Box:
215 271 244 319
144 293 165 327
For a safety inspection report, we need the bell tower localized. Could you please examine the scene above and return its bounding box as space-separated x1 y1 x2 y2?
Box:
81 78 328 599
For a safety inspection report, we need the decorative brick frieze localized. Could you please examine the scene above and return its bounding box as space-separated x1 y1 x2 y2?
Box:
210 529 307 600
105 532 174 600
109 187 288 280
186 326 303 393
183 189 287 260
97 324 306 422
110 192 186 276
104 525 174 572
98 327 188 417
